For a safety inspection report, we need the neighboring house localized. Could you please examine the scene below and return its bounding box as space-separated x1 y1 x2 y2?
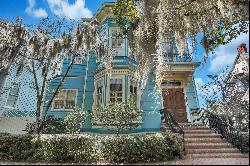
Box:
227 43 249 101
0 62 42 133
43 2 200 133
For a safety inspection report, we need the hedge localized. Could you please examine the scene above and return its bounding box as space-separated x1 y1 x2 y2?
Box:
0 132 183 164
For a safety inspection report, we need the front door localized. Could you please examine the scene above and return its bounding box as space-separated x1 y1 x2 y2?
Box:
162 88 188 123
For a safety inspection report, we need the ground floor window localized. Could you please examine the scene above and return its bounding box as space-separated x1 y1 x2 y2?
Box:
110 79 123 102
54 89 77 110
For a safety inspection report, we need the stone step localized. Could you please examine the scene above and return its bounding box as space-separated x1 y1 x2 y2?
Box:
187 153 249 158
180 123 204 127
185 148 241 154
184 133 221 138
184 138 225 143
183 126 210 130
185 143 233 149
184 130 212 134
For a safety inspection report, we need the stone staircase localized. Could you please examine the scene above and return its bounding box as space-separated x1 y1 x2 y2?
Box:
182 123 249 159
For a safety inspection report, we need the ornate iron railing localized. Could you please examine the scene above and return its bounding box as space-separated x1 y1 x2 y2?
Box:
199 111 249 153
159 108 184 140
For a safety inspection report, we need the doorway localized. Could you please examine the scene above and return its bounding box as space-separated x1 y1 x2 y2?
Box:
162 88 188 123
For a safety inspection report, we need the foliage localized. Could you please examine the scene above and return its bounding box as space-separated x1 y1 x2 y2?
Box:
100 132 183 163
198 67 249 132
1 16 100 134
25 116 66 134
37 135 95 162
0 134 38 161
201 20 249 54
0 132 183 163
112 0 141 35
64 108 86 134
240 132 249 153
93 99 142 135
112 0 249 89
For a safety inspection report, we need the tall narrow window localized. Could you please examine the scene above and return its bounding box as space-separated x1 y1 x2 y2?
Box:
110 79 123 102
6 82 19 108
54 90 77 110
96 81 103 107
111 29 123 48
130 81 137 101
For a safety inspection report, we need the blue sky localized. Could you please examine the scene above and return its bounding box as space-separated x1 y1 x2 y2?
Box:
0 0 249 107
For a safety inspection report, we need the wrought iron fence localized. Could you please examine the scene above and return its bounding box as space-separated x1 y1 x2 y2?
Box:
200 111 249 153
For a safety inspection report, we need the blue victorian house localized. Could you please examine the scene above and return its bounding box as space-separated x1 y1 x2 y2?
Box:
43 2 200 133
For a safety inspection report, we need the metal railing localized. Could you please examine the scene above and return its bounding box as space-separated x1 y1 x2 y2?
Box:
199 111 249 153
159 108 184 140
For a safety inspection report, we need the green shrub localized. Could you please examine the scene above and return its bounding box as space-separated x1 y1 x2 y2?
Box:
93 99 142 135
37 135 95 163
0 134 37 161
64 108 86 134
240 132 249 153
100 132 183 163
0 132 183 163
25 116 67 134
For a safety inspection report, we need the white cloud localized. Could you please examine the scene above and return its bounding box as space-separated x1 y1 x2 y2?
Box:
26 0 48 18
209 30 249 72
47 0 93 20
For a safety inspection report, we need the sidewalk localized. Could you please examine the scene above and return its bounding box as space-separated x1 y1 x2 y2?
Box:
1 158 249 165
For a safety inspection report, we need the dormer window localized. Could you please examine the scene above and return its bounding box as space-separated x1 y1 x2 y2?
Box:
111 29 123 48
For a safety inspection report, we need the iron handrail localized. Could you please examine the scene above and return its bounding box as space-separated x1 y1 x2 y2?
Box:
159 108 184 140
200 111 248 153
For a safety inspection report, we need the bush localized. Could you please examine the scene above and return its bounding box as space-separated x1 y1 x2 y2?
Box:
64 108 86 134
37 135 95 162
25 116 67 134
93 99 142 135
100 132 183 163
240 132 249 153
0 134 37 161
0 132 183 163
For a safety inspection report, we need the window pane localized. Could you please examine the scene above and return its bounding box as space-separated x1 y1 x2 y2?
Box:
117 39 123 47
54 100 64 109
110 80 122 91
56 90 66 99
117 93 122 97
130 85 133 93
65 100 75 109
67 90 76 100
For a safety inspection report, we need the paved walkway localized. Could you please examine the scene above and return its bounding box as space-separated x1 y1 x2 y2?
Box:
1 158 249 165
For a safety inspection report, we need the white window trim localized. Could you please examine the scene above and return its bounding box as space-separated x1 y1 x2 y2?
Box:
52 89 78 111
